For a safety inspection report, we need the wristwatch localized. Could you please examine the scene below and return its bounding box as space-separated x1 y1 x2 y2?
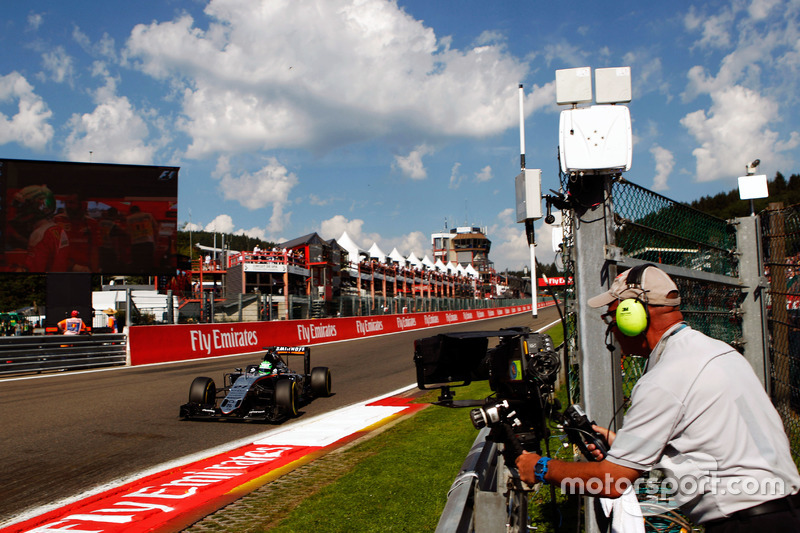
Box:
534 457 551 484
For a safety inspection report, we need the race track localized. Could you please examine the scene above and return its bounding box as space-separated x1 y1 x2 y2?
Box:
0 309 559 524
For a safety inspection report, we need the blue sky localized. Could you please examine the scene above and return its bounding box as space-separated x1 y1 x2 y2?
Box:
2 0 798 270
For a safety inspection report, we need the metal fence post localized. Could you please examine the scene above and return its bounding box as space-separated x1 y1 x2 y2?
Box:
167 290 174 324
125 288 132 329
735 215 769 388
573 177 623 533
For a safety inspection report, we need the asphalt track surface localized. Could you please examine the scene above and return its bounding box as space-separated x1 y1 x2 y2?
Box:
0 309 560 525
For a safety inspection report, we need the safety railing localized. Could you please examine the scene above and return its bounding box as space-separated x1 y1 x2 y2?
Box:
0 334 127 376
436 428 506 533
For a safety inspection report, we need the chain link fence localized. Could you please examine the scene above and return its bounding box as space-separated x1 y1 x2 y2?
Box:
760 203 800 459
559 174 750 532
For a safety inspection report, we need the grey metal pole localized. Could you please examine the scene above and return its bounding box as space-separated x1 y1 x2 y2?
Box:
167 290 174 324
573 176 621 533
126 288 132 329
735 215 770 390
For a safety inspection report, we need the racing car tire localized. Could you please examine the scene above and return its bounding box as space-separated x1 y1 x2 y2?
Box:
189 377 216 405
311 367 332 397
275 379 298 417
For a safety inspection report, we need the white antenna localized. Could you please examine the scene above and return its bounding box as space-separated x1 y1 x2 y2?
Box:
519 84 526 170
516 83 539 317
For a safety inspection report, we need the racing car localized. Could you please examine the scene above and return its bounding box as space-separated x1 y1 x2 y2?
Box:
179 346 332 422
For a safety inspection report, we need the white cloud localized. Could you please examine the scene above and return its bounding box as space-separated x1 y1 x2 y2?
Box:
448 162 463 189
318 214 426 259
0 72 54 150
74 27 118 61
393 144 433 180
27 13 44 31
124 0 531 158
681 85 799 182
214 156 299 234
475 165 492 183
650 144 675 191
680 3 800 181
684 5 737 50
63 75 157 164
40 46 76 85
204 214 235 233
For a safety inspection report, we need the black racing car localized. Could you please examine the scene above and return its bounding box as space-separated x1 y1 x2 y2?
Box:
179 346 332 422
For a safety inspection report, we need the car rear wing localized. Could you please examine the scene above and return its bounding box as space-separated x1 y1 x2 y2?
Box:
264 346 310 375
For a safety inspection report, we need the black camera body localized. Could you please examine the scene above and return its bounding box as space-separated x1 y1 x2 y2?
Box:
414 327 561 457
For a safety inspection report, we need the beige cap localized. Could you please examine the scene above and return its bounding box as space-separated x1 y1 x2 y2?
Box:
587 266 681 308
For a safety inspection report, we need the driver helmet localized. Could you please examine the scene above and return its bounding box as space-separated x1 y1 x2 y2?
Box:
71 310 80 317
258 361 273 374
12 185 56 223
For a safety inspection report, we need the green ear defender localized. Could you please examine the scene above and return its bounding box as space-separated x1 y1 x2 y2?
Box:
616 298 648 336
615 264 652 337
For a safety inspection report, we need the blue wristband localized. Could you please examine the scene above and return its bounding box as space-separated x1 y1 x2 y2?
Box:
534 456 551 483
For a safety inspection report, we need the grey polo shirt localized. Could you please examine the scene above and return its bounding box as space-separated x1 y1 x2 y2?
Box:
606 324 800 523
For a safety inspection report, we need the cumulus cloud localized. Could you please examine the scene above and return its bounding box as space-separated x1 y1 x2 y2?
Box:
684 5 736 50
650 144 675 191
124 0 532 158
681 2 800 181
318 214 426 259
475 165 492 183
448 162 463 189
204 214 235 233
40 46 76 86
64 74 158 164
681 85 799 182
0 72 54 150
27 12 44 31
393 144 433 180
213 156 299 234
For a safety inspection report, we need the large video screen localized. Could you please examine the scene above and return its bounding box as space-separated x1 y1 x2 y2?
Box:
0 159 178 275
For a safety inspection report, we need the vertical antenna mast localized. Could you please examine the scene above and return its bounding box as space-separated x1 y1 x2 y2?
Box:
519 84 526 170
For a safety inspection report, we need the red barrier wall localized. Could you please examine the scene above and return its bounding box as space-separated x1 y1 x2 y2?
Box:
128 302 553 366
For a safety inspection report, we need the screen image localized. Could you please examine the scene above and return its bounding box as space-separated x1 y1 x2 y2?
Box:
0 159 178 275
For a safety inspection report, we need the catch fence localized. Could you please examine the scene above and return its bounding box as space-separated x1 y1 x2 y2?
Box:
759 203 800 458
559 174 768 532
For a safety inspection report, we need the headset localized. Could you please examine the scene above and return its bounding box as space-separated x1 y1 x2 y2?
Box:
615 263 654 337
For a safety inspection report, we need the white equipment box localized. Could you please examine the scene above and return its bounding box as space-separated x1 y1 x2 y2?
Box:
559 105 632 174
515 168 542 223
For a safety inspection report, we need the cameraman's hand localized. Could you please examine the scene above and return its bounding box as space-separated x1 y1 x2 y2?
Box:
588 424 615 460
515 451 541 486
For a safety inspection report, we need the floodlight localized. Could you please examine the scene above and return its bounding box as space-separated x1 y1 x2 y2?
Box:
738 174 768 200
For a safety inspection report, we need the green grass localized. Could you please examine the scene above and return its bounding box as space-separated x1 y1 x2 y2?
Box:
268 381 493 533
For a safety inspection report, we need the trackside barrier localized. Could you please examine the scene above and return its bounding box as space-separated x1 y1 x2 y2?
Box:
128 302 552 366
436 428 497 533
0 334 127 376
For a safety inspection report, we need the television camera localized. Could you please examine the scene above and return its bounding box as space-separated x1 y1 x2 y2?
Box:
414 327 609 464
413 327 561 461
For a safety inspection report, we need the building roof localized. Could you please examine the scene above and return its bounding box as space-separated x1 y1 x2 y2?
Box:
279 232 329 249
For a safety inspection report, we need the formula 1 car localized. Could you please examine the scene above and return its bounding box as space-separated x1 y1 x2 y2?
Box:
179 346 332 422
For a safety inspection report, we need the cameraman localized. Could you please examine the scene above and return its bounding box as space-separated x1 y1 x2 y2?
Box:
516 264 800 531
